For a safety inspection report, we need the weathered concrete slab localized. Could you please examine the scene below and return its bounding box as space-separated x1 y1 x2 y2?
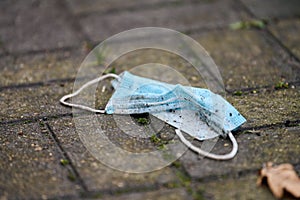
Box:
79 0 248 42
269 19 300 60
0 83 73 122
0 0 81 54
227 88 300 129
195 30 300 90
66 0 186 15
0 0 29 26
101 188 191 200
3 28 298 92
241 0 300 19
193 174 277 200
99 29 299 90
47 117 178 192
180 127 300 179
0 122 80 199
0 50 86 87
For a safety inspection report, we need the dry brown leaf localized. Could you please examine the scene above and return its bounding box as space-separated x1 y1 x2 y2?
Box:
257 162 300 198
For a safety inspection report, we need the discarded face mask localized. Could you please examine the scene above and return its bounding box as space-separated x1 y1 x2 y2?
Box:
60 71 246 160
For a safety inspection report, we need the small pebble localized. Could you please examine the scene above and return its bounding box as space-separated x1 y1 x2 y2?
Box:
35 146 42 151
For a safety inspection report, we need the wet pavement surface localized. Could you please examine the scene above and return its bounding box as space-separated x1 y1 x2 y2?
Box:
0 0 299 199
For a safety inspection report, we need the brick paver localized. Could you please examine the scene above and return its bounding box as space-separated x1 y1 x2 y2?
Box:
180 127 300 179
0 122 81 199
0 0 299 199
79 0 248 42
269 19 300 60
0 0 82 54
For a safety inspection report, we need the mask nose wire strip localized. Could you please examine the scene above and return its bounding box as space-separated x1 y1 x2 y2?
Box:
175 129 238 160
60 73 120 113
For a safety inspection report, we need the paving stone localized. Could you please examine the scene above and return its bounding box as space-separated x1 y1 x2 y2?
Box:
3 29 297 92
0 0 81 54
0 122 80 199
241 0 300 19
101 188 191 200
47 117 178 192
79 0 249 42
269 19 300 60
0 56 14 73
227 88 299 129
0 50 86 87
66 0 184 15
0 0 27 26
194 30 300 90
91 29 299 91
192 174 278 200
110 49 207 88
180 127 300 179
0 82 73 122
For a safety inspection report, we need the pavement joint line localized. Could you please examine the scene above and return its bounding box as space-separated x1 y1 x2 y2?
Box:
225 80 300 94
42 160 300 199
46 194 80 200
264 28 300 63
80 183 163 199
0 72 298 92
0 113 73 126
0 77 76 92
6 45 79 58
74 0 208 18
43 120 89 192
188 160 300 184
236 0 300 63
0 26 218 58
236 119 300 133
1 110 299 135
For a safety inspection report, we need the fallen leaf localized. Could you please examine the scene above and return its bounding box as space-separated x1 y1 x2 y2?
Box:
257 162 300 198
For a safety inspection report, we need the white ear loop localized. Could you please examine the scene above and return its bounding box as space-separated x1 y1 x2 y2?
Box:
175 129 238 160
60 73 120 113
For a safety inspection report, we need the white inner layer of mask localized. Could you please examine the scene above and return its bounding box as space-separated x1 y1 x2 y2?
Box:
152 109 219 140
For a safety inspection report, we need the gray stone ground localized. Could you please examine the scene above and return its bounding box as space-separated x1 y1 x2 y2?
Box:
0 0 299 199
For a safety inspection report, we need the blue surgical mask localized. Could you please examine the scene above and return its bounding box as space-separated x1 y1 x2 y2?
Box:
60 71 246 160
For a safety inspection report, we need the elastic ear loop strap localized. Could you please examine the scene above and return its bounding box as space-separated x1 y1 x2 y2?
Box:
175 129 238 160
60 73 120 113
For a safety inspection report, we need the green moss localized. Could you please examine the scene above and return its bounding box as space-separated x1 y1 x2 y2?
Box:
150 134 161 144
67 172 76 182
192 189 205 200
158 144 166 150
60 159 69 166
275 81 289 89
150 134 170 151
104 67 116 74
165 182 180 188
172 160 181 168
233 90 243 96
172 166 205 199
175 170 191 188
230 20 266 30
137 117 149 125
